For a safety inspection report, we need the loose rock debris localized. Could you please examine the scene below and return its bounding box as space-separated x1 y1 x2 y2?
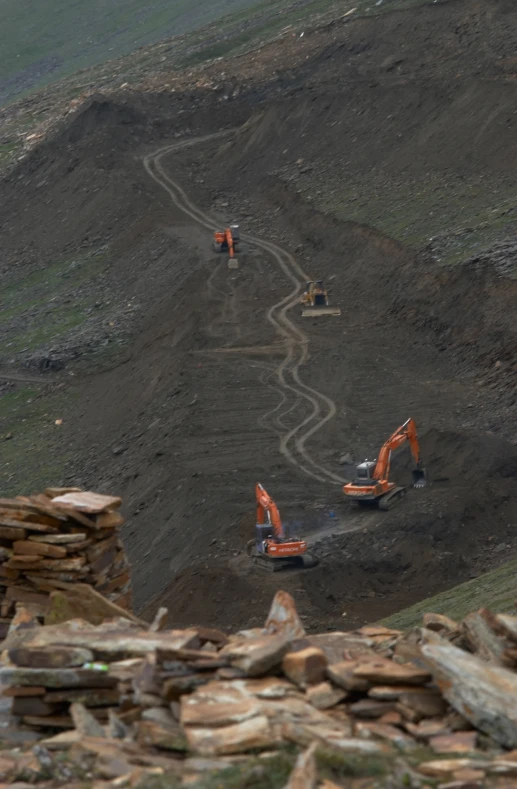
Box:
1 593 517 785
0 488 133 632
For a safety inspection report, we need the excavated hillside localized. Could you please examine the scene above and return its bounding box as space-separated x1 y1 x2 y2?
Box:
2 0 517 633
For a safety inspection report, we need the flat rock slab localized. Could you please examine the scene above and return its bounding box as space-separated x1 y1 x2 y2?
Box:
353 657 431 685
349 698 396 719
306 681 347 710
12 541 67 559
282 647 327 688
221 633 291 676
423 643 517 748
185 714 277 756
355 721 416 750
40 730 82 750
423 613 459 633
327 660 371 692
0 667 118 688
282 720 389 754
496 614 517 641
429 731 478 754
137 720 188 752
8 645 94 668
295 633 376 665
29 533 87 545
52 492 122 514
418 758 489 778
26 622 198 656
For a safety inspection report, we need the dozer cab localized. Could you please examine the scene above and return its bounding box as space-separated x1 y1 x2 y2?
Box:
301 281 341 317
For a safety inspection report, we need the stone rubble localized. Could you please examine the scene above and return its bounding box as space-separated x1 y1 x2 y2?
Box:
0 487 134 632
0 588 516 785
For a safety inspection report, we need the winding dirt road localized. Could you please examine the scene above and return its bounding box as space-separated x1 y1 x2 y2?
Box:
143 134 346 486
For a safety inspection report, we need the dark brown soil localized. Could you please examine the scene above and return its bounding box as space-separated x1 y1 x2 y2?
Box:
2 0 517 633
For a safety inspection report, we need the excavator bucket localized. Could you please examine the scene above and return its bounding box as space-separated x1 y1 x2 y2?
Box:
412 467 427 488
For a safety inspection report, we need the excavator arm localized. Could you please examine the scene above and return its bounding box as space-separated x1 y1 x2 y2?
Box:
225 228 235 258
372 418 424 483
255 483 284 540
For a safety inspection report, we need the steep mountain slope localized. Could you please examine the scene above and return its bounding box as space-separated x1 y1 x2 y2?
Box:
2 0 517 631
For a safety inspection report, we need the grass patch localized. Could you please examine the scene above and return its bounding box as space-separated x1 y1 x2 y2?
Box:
0 250 110 357
0 0 262 103
380 559 517 630
0 386 75 497
0 140 18 167
5 307 87 354
135 745 437 788
179 0 435 68
319 174 517 265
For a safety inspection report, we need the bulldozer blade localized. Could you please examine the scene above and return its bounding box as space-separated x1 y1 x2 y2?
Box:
412 468 427 488
301 307 341 317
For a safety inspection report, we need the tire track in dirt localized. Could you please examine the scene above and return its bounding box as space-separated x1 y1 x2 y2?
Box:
143 135 347 486
0 372 59 385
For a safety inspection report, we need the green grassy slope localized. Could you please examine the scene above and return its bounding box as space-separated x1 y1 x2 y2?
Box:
0 0 438 107
381 560 517 630
0 0 260 104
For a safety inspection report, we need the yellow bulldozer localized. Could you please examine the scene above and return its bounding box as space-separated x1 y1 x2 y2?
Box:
301 281 341 317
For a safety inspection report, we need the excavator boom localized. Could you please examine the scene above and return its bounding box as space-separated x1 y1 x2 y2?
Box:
372 418 423 482
255 483 284 540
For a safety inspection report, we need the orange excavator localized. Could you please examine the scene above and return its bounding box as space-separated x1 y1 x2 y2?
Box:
247 483 318 571
213 224 240 268
343 418 426 510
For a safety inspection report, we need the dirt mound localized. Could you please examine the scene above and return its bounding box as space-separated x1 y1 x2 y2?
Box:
392 428 517 483
141 563 260 630
60 97 146 146
420 428 517 482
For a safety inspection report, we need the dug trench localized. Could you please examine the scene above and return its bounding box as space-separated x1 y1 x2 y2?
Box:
2 0 517 633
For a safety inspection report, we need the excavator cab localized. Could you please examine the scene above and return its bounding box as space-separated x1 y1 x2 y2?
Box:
353 460 377 482
255 523 274 553
213 223 240 253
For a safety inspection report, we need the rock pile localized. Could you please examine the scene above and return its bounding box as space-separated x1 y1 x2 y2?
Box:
0 487 132 632
2 593 517 786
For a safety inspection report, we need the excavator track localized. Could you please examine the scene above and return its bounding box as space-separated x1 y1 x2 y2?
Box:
378 486 406 511
246 540 318 571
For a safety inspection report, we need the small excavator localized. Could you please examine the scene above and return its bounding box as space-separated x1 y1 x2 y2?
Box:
213 224 240 269
343 418 427 510
247 483 318 571
301 281 341 317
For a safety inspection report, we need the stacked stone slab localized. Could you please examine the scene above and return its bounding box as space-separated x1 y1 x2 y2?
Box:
0 487 131 634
